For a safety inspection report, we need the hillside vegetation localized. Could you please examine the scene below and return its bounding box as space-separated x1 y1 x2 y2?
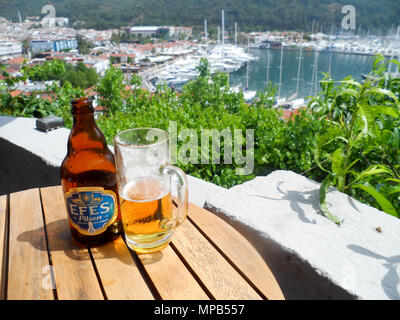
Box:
0 0 399 32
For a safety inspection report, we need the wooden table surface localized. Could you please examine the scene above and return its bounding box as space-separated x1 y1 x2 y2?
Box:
0 186 284 300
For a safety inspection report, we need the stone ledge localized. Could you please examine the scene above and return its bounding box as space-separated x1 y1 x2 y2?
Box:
204 170 400 300
0 116 69 167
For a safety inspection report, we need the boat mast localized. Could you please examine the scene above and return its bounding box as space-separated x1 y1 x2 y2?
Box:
311 18 315 35
204 19 208 57
314 50 319 96
388 26 400 76
309 49 317 96
235 22 237 46
278 44 283 99
295 33 303 98
218 26 220 46
246 36 250 89
328 25 333 75
395 27 400 75
266 48 270 85
221 9 225 59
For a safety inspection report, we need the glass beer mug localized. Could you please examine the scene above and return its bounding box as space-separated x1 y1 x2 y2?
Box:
114 128 188 253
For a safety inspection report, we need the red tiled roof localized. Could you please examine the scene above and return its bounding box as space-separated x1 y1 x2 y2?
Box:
10 90 23 97
282 108 303 120
84 86 97 96
6 56 26 65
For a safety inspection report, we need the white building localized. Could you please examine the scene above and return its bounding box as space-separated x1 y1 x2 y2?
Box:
168 26 193 38
83 55 110 77
0 41 22 59
130 26 160 38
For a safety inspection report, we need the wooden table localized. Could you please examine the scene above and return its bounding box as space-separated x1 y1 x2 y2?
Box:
0 186 284 300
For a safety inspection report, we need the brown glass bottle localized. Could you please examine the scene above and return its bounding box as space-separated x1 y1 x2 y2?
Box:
61 98 122 247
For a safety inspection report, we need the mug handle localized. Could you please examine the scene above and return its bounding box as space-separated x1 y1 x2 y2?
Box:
160 164 188 227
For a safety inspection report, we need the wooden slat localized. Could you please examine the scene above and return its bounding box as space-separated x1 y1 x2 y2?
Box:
138 245 209 300
0 195 7 300
90 236 154 300
7 189 53 300
188 203 285 300
40 186 104 300
171 218 262 300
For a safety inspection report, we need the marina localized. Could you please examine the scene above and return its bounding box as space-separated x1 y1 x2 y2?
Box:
138 10 399 107
142 43 379 106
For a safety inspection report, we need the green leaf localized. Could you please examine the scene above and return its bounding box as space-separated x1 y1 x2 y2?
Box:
387 186 400 196
339 79 362 89
354 182 399 218
353 165 392 184
331 148 344 176
336 88 359 99
319 174 343 225
381 129 392 145
357 103 375 139
371 105 399 118
386 178 400 184
345 158 360 172
367 87 399 105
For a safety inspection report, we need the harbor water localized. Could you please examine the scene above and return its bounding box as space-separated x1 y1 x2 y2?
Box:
229 48 377 99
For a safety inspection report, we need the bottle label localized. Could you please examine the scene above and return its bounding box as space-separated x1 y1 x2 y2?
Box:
65 187 118 236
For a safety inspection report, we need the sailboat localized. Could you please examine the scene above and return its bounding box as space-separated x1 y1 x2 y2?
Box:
387 26 400 79
275 35 305 109
309 46 319 97
242 35 257 102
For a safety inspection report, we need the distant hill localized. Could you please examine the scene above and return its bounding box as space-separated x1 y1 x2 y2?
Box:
1 0 399 32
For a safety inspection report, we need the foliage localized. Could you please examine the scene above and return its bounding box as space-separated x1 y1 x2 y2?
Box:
76 34 94 55
0 82 82 126
22 60 98 89
0 62 82 124
96 59 328 188
96 66 128 114
309 55 400 222
0 0 399 32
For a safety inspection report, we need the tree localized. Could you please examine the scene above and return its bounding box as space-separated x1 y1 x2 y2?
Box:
76 34 93 55
21 39 30 55
96 67 127 114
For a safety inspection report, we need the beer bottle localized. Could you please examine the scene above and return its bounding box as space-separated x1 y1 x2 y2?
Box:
61 98 122 246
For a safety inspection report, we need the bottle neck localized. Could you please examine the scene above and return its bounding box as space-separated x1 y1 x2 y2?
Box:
73 111 96 128
68 108 108 154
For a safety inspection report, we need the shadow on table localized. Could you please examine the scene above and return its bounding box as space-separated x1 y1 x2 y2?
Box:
16 219 139 266
204 204 356 300
137 251 163 265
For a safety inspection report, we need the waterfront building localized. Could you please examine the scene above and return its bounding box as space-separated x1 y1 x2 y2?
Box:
0 41 22 59
30 38 78 53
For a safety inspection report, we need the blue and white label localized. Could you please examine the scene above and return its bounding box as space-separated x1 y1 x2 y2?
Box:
65 187 117 235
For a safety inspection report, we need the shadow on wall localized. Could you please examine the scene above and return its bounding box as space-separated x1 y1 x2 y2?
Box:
204 203 357 300
0 138 60 195
348 244 400 300
0 117 16 129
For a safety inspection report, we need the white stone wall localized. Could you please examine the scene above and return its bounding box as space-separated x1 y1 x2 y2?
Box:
204 171 400 300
